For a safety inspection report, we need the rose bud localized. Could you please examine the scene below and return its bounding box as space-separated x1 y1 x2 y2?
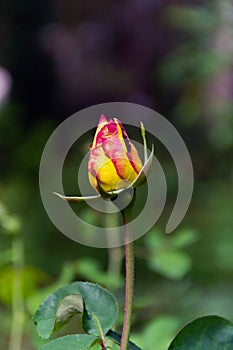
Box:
88 115 143 194
54 115 153 202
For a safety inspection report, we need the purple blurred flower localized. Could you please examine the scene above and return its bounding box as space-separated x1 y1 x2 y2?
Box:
0 67 12 109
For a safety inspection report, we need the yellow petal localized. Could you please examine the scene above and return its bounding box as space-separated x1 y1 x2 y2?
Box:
96 160 130 193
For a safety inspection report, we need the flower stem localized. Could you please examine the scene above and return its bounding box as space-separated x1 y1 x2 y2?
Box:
120 210 134 350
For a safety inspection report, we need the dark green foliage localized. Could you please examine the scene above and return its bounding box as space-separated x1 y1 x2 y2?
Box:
168 316 233 350
33 282 118 339
39 335 96 350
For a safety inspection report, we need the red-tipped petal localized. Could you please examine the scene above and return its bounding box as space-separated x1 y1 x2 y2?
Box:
99 114 107 124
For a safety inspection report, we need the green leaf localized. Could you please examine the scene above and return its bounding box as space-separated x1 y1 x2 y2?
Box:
89 338 103 350
0 266 50 305
171 229 197 249
148 250 191 279
77 258 122 291
40 334 96 350
132 315 180 350
168 315 233 350
107 330 142 350
55 294 83 329
144 230 165 250
33 282 118 339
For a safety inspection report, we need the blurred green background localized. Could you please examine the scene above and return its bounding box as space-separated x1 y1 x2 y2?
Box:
0 1 233 349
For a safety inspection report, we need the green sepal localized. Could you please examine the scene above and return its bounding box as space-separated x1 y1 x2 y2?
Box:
53 192 101 202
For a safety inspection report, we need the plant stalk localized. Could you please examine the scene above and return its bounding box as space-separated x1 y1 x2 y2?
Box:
8 237 25 350
120 211 134 350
